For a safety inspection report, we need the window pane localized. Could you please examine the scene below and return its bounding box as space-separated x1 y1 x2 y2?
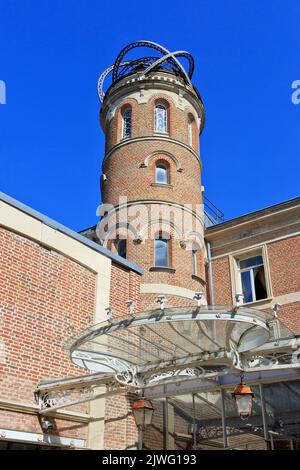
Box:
122 109 131 138
239 255 263 269
156 165 167 184
155 239 168 267
192 250 197 275
155 105 167 133
117 239 126 259
241 270 253 303
188 121 193 146
253 265 267 300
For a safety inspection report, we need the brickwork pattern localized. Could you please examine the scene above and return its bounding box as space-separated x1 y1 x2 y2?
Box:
0 228 99 439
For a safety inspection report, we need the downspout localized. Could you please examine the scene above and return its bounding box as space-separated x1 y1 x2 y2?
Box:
206 240 215 305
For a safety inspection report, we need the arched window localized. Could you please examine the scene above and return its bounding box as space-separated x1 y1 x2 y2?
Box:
154 235 169 267
122 107 131 138
192 249 198 275
114 239 127 259
154 103 168 133
155 163 168 184
188 117 194 146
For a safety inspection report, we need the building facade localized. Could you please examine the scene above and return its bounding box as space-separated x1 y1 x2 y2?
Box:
0 42 300 450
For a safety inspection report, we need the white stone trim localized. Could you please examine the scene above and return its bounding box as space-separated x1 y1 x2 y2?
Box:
0 428 85 448
0 398 90 423
229 244 273 305
251 291 300 310
140 283 207 303
210 230 300 260
103 135 202 170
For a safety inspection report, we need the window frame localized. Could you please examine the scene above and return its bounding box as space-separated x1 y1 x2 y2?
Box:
154 235 169 268
192 249 198 276
188 116 194 147
155 163 168 184
154 102 168 134
121 107 132 139
230 246 272 305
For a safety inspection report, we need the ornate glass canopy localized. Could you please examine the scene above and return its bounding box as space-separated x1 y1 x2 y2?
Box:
35 305 300 413
66 305 297 388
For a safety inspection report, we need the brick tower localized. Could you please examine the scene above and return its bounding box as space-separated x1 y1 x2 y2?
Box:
98 41 206 310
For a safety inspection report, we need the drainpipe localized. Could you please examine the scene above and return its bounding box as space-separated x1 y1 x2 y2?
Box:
206 240 215 305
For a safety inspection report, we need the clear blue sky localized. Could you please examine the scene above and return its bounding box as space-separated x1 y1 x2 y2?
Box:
1 0 299 231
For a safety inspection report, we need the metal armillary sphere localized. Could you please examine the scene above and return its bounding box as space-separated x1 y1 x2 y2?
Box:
97 40 195 103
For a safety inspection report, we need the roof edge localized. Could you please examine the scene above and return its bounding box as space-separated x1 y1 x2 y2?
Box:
205 196 300 235
0 192 144 275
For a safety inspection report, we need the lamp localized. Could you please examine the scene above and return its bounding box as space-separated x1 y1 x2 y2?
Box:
232 375 254 420
132 397 154 449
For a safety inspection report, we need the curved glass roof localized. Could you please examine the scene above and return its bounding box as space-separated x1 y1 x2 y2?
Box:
67 305 289 377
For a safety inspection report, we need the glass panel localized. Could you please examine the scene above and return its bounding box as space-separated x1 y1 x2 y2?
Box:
122 109 131 138
239 256 263 269
155 238 168 267
188 121 193 146
253 266 267 300
192 250 197 275
117 239 126 259
156 165 167 184
155 105 167 133
241 270 253 303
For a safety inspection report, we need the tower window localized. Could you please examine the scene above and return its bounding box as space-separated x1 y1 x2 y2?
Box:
154 236 169 267
154 103 168 133
114 239 127 259
122 108 132 138
192 249 198 276
155 163 168 184
188 116 194 147
237 254 267 303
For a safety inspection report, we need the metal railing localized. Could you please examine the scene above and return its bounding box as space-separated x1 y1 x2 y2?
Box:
203 195 225 227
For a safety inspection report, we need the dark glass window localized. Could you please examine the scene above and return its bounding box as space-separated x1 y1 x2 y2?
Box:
115 239 126 259
122 108 131 138
238 255 267 303
155 237 169 267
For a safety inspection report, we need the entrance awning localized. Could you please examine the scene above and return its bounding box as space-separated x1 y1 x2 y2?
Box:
35 305 300 413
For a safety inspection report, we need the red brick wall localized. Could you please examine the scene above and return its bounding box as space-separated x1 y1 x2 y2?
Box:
267 236 300 297
103 264 141 450
0 227 98 441
210 256 232 305
101 81 205 309
104 92 201 153
210 236 300 333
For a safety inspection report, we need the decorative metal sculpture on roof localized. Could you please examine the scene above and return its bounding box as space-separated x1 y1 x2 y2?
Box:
97 40 195 103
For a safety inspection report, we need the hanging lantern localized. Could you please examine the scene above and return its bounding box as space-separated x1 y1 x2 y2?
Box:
132 397 154 428
232 377 254 420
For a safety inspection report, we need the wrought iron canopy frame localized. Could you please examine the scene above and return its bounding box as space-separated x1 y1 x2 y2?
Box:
35 305 300 413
